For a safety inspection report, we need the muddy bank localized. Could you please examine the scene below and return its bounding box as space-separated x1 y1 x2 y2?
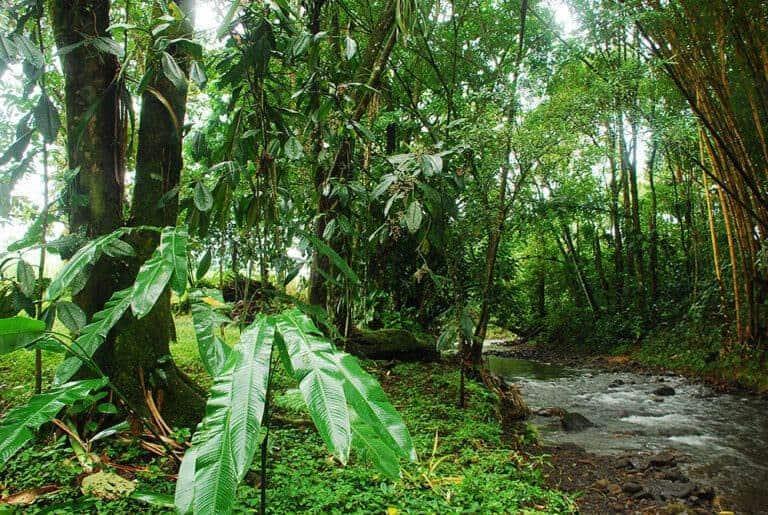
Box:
528 443 721 514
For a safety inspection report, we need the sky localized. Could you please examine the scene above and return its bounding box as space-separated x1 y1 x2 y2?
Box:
1 0 578 268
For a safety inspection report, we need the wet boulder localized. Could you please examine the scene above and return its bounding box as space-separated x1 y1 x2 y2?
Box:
560 411 595 432
653 386 676 396
608 379 625 388
648 452 678 468
622 482 643 494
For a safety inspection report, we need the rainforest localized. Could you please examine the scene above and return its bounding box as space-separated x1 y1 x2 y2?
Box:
0 0 766 513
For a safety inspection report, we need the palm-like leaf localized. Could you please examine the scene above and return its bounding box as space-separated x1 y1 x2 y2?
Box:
176 315 274 514
190 290 232 376
274 309 351 463
332 351 416 462
45 229 127 301
54 288 133 385
131 226 189 317
351 415 401 479
131 249 173 319
163 226 188 294
0 378 106 465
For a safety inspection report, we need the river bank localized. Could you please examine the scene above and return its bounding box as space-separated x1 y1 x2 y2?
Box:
1 318 576 513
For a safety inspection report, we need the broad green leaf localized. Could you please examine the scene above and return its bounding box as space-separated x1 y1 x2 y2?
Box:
302 232 360 285
15 260 35 297
0 317 45 355
54 288 132 384
419 154 443 176
190 291 232 376
291 32 311 57
332 352 416 462
34 94 60 143
405 201 423 234
194 182 213 212
372 174 396 200
46 229 127 301
0 378 106 465
102 238 135 258
190 61 207 88
345 36 357 60
176 315 274 514
56 301 87 333
174 445 198 513
351 416 401 479
284 136 304 160
161 51 187 91
274 309 351 463
131 237 174 319
161 227 188 294
196 249 212 281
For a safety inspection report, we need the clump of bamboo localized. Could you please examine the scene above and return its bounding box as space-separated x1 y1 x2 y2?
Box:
633 0 768 347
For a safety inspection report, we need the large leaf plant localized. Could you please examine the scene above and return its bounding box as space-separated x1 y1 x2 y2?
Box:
0 225 416 513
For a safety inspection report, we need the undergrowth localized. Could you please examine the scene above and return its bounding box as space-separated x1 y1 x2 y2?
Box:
0 316 575 513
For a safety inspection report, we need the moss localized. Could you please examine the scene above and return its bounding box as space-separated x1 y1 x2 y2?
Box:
349 328 439 361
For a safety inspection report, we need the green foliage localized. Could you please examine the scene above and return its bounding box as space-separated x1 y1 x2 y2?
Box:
189 290 232 377
0 338 574 513
177 315 274 514
131 228 186 318
0 378 106 465
45 229 129 301
54 288 133 385
0 316 45 354
177 309 416 513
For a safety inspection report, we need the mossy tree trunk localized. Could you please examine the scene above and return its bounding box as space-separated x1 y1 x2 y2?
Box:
117 0 204 427
51 0 126 317
52 0 203 427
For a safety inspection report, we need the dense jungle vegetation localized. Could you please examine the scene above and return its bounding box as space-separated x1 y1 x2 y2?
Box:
0 0 766 512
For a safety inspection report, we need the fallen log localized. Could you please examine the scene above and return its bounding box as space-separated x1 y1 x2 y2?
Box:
347 328 440 362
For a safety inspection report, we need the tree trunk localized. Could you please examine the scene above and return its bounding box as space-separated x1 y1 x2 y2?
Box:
606 124 624 307
309 0 398 307
471 0 529 364
646 141 659 306
116 0 204 427
51 0 125 318
53 0 204 427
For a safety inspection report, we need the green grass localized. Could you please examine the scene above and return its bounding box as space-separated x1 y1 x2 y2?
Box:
631 320 768 392
0 315 575 513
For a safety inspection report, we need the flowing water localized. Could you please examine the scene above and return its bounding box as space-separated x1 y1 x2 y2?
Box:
486 355 768 513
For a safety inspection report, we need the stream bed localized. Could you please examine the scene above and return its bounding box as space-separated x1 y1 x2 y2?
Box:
486 355 768 513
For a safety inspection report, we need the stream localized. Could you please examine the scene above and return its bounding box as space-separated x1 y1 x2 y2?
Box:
485 355 768 513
